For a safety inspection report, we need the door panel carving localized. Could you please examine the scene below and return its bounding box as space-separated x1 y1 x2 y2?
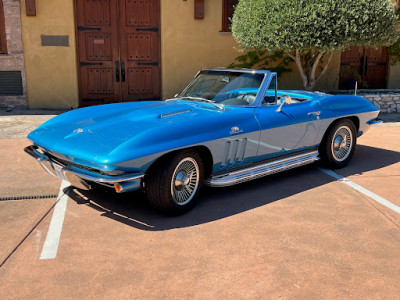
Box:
83 0 111 26
85 33 112 61
127 34 152 61
87 68 114 95
125 0 154 27
128 67 154 96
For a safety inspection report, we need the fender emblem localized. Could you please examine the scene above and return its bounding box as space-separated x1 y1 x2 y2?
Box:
230 126 243 135
73 128 84 133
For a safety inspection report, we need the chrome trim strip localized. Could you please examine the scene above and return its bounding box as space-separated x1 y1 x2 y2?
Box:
206 150 319 187
63 167 144 184
24 145 59 178
253 71 276 107
24 145 48 162
24 145 144 186
201 68 272 75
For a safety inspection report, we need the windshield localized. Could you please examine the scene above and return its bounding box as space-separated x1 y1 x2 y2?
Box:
179 70 265 106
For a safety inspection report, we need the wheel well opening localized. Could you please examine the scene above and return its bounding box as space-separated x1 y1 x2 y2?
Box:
348 116 360 133
320 116 360 151
146 146 214 179
191 146 213 178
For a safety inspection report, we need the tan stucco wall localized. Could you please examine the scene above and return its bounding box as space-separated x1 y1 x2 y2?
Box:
388 62 400 89
20 0 79 108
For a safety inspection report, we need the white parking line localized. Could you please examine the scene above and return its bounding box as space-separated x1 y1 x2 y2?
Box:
318 167 400 215
39 180 70 260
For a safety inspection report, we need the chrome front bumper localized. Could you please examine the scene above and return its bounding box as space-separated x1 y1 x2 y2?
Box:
24 145 144 191
367 118 383 125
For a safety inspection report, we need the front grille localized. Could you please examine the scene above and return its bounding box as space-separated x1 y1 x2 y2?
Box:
46 152 118 176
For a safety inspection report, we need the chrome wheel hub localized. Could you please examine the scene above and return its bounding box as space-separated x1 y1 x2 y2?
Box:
333 136 346 151
171 158 199 205
331 126 353 162
174 171 192 190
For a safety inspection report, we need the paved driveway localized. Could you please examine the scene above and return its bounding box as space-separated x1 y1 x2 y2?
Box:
0 114 399 299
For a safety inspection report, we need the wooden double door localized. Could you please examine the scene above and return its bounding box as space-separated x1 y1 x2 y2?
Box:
76 0 161 106
339 47 389 90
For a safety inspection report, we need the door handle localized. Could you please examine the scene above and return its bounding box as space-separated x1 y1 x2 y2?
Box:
115 61 120 82
307 111 320 117
121 61 126 82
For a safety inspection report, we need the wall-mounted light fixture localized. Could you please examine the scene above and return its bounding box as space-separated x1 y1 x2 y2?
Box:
25 0 36 16
194 0 204 19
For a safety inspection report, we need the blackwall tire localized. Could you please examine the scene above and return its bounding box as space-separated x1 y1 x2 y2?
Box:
319 119 357 169
146 150 204 215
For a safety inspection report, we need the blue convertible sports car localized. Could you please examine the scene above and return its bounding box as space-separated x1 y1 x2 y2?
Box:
25 69 381 214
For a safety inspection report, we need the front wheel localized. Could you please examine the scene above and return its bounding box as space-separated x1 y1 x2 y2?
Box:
146 150 204 215
319 119 357 168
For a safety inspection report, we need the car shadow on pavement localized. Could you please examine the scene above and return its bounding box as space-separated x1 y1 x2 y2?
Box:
67 145 400 231
333 144 400 177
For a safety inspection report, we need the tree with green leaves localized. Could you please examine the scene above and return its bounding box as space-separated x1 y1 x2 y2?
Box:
232 0 399 90
388 2 400 64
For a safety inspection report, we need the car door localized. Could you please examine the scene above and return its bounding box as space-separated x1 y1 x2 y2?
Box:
254 96 322 161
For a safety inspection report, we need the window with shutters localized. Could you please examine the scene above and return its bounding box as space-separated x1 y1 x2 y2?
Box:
0 0 7 54
222 0 239 32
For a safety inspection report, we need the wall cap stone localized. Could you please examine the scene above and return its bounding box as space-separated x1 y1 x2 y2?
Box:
324 89 400 95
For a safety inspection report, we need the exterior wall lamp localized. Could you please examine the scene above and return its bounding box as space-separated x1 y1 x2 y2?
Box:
194 0 204 19
25 0 36 16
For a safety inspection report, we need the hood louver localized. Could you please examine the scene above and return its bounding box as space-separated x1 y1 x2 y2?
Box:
160 109 192 119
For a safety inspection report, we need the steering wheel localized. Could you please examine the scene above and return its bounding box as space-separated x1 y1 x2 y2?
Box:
240 92 257 104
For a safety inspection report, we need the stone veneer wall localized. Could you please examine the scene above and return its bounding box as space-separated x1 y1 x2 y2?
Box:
326 90 400 113
0 0 26 108
361 93 400 113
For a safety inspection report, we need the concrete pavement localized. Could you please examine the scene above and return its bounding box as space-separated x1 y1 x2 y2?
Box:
0 122 399 298
0 108 67 139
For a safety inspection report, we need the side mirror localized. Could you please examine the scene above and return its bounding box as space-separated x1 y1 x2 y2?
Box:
276 95 292 112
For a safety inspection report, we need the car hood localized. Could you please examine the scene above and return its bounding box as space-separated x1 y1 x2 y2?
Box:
33 101 195 143
28 100 256 166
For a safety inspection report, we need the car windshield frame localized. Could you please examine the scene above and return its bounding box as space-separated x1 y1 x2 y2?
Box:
177 69 274 107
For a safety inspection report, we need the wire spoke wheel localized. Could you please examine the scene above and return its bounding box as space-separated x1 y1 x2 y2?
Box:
171 157 200 206
331 125 353 162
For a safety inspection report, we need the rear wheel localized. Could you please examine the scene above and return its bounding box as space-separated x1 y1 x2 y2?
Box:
319 119 357 168
146 150 204 215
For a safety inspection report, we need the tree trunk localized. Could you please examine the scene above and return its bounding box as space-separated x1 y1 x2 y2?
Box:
288 51 334 91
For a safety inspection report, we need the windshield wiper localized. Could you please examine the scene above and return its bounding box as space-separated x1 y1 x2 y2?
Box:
180 97 224 110
181 96 213 103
